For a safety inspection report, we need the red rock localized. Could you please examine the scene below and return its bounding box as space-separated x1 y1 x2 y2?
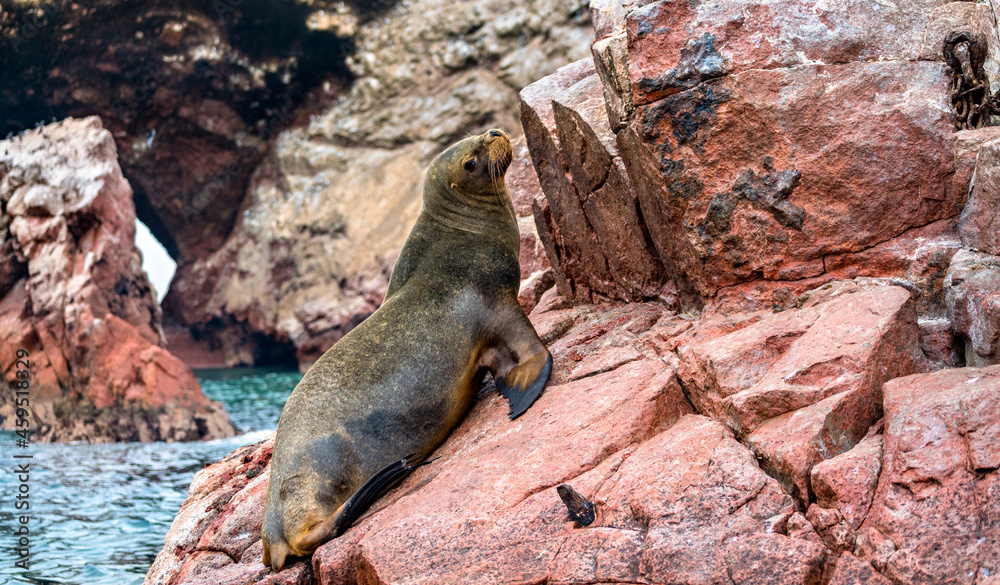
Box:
946 249 1000 366
786 512 825 547
175 552 233 584
746 390 881 506
677 280 929 438
804 505 856 554
623 0 958 107
592 33 633 132
620 60 961 300
196 468 270 560
0 118 234 443
507 135 545 219
145 437 274 585
591 0 638 40
507 136 553 279
506 135 556 313
863 365 1000 584
855 526 898 574
960 128 1000 255
177 562 268 585
697 217 962 319
521 59 670 303
810 435 882 530
598 416 800 584
676 280 929 506
567 344 643 381
724 533 827 585
517 267 555 314
918 317 963 369
827 552 893 585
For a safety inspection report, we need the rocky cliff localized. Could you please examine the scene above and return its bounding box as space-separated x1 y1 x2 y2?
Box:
1 0 593 369
529 0 1000 312
159 0 592 368
1 0 356 262
145 0 1000 583
0 117 234 442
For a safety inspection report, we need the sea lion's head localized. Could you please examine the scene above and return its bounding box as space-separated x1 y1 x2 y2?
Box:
428 129 513 200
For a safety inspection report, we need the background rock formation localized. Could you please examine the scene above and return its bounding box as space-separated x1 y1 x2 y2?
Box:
0 117 234 442
159 0 593 368
0 0 356 261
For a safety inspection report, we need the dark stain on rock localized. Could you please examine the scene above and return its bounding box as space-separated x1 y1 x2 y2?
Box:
734 159 804 230
643 81 731 155
655 153 705 205
637 33 728 100
697 160 804 244
703 191 739 237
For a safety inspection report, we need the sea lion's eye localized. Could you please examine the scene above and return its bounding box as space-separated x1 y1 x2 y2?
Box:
464 158 476 172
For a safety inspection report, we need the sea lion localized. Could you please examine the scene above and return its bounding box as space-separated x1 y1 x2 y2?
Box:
261 128 553 571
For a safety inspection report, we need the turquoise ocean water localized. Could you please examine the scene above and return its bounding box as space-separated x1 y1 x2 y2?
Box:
0 368 301 585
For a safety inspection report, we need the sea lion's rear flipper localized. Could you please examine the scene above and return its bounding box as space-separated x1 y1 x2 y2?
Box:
327 453 435 537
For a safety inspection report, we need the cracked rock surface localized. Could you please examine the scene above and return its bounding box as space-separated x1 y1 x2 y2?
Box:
146 279 1000 584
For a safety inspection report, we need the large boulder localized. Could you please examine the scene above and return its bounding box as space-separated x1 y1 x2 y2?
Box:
0 117 234 443
674 279 930 504
862 365 1000 584
523 0 996 313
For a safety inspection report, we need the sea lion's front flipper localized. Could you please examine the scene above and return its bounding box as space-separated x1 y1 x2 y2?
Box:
483 307 553 420
324 453 434 538
496 352 552 419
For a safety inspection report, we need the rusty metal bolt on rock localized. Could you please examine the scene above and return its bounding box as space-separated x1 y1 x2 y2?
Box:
945 31 998 129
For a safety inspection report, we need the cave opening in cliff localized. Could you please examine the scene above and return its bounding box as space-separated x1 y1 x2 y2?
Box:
251 333 299 369
134 217 176 302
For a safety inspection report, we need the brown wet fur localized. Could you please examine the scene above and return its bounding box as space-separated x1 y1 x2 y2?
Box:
261 129 551 571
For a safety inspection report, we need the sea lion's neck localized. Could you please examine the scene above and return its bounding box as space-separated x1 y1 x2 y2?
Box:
421 183 519 247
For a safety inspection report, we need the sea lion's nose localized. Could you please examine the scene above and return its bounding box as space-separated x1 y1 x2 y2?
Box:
488 129 502 138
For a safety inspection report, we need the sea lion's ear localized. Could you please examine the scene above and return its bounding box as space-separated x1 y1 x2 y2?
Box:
496 353 552 419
